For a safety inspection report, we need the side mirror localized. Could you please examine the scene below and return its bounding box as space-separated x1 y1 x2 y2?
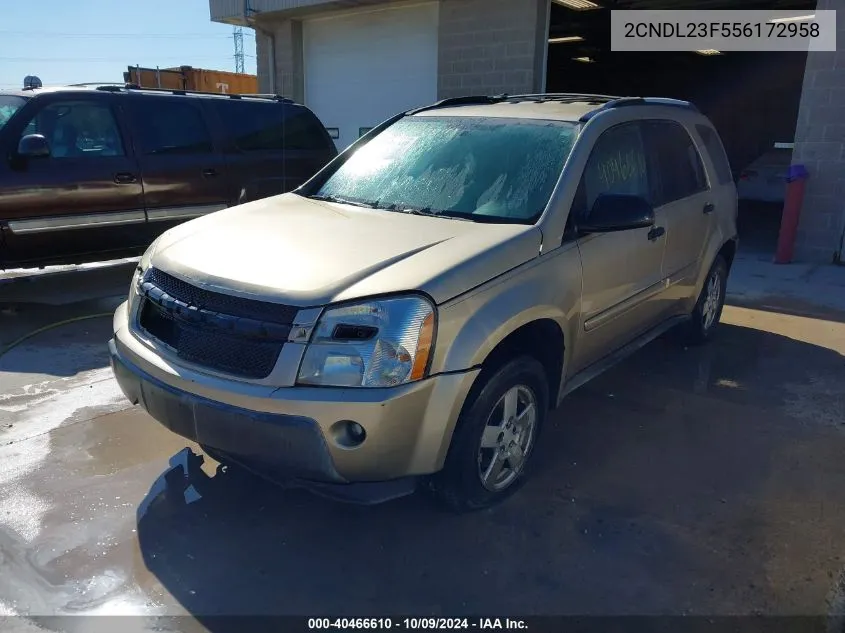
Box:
579 193 655 233
17 134 51 159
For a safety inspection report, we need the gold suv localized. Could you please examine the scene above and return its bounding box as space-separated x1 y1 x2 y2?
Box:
109 93 738 512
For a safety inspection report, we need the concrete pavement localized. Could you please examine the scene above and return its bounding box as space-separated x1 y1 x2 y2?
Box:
728 252 845 319
0 259 844 629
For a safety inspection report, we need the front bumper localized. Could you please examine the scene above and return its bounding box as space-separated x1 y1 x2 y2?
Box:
109 302 479 489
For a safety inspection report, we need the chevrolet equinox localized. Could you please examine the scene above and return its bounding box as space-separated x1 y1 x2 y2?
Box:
109 93 739 512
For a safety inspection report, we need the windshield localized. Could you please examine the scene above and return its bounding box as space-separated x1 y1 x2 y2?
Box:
0 96 26 132
311 116 577 224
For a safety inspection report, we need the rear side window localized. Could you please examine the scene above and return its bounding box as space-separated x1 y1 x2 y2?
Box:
696 124 733 185
214 100 332 152
131 99 213 155
643 120 707 205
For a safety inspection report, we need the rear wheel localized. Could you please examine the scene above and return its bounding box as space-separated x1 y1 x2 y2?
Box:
685 254 728 344
429 356 548 513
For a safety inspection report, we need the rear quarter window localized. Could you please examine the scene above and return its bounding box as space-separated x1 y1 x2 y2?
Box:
285 107 336 152
696 124 733 185
213 100 334 153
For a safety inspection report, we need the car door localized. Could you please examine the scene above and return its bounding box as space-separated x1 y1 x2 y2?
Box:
206 99 337 205
124 95 230 241
0 92 146 267
569 121 670 374
641 119 713 305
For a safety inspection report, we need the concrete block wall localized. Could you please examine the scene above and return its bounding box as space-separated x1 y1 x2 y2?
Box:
255 30 272 90
254 19 305 102
792 0 845 263
437 0 548 99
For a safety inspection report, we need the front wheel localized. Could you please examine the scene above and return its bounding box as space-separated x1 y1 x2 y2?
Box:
428 356 548 513
685 254 728 344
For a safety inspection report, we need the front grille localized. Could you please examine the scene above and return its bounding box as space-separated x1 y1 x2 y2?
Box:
140 300 282 379
146 268 297 325
137 268 297 379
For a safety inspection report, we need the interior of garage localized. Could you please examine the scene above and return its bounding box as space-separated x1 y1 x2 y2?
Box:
545 0 816 255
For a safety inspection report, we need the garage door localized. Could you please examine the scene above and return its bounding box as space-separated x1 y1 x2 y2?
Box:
303 2 439 152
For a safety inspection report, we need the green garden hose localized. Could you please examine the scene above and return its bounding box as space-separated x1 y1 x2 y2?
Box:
0 313 113 360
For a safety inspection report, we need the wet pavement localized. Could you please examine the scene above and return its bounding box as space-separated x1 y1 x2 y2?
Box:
1 262 844 630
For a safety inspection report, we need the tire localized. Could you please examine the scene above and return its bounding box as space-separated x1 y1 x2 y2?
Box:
428 356 549 513
685 254 728 345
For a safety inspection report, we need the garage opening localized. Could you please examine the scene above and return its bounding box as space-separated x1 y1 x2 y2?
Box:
546 0 816 257
303 2 439 152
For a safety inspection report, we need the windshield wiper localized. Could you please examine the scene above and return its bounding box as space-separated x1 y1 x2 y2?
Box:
391 206 473 222
305 193 379 209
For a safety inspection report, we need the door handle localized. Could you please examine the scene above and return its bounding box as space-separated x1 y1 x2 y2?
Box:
202 168 219 178
648 226 665 241
703 202 715 214
114 172 137 184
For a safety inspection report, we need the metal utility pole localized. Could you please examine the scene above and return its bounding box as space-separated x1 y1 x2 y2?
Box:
233 26 245 74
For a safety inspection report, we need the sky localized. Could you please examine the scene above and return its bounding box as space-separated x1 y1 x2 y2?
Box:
0 0 258 90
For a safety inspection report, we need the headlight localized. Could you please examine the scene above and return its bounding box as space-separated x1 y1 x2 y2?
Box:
296 295 436 388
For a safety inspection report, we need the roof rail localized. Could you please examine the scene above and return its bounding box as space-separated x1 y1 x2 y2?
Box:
238 93 293 102
67 82 129 88
407 93 630 115
408 94 510 114
94 85 293 102
580 97 699 122
506 93 623 103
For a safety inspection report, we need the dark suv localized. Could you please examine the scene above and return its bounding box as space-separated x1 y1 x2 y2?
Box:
0 85 337 268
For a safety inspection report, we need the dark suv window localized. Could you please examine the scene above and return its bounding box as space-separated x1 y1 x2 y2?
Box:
285 107 333 151
0 96 26 132
696 124 733 185
576 121 650 218
21 100 124 158
131 99 213 155
643 120 707 205
213 100 332 152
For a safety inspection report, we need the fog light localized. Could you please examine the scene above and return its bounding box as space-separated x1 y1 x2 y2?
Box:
349 422 365 441
331 420 367 448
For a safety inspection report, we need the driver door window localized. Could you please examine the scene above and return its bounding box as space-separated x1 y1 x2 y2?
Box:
21 100 125 159
579 122 650 219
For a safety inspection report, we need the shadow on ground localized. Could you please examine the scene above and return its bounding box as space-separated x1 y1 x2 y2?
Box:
135 322 845 624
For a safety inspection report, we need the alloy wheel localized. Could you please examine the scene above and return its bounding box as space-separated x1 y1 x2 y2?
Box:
477 384 538 492
701 268 722 331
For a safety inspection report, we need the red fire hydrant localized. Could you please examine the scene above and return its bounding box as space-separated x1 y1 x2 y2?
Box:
774 163 810 264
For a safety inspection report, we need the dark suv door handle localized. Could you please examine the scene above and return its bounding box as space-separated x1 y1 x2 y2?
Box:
202 168 219 178
114 172 137 184
703 202 715 214
648 226 665 241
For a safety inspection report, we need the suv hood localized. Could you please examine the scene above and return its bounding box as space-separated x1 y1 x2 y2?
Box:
149 193 541 306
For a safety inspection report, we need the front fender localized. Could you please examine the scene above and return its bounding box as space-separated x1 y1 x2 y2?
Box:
429 245 582 393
